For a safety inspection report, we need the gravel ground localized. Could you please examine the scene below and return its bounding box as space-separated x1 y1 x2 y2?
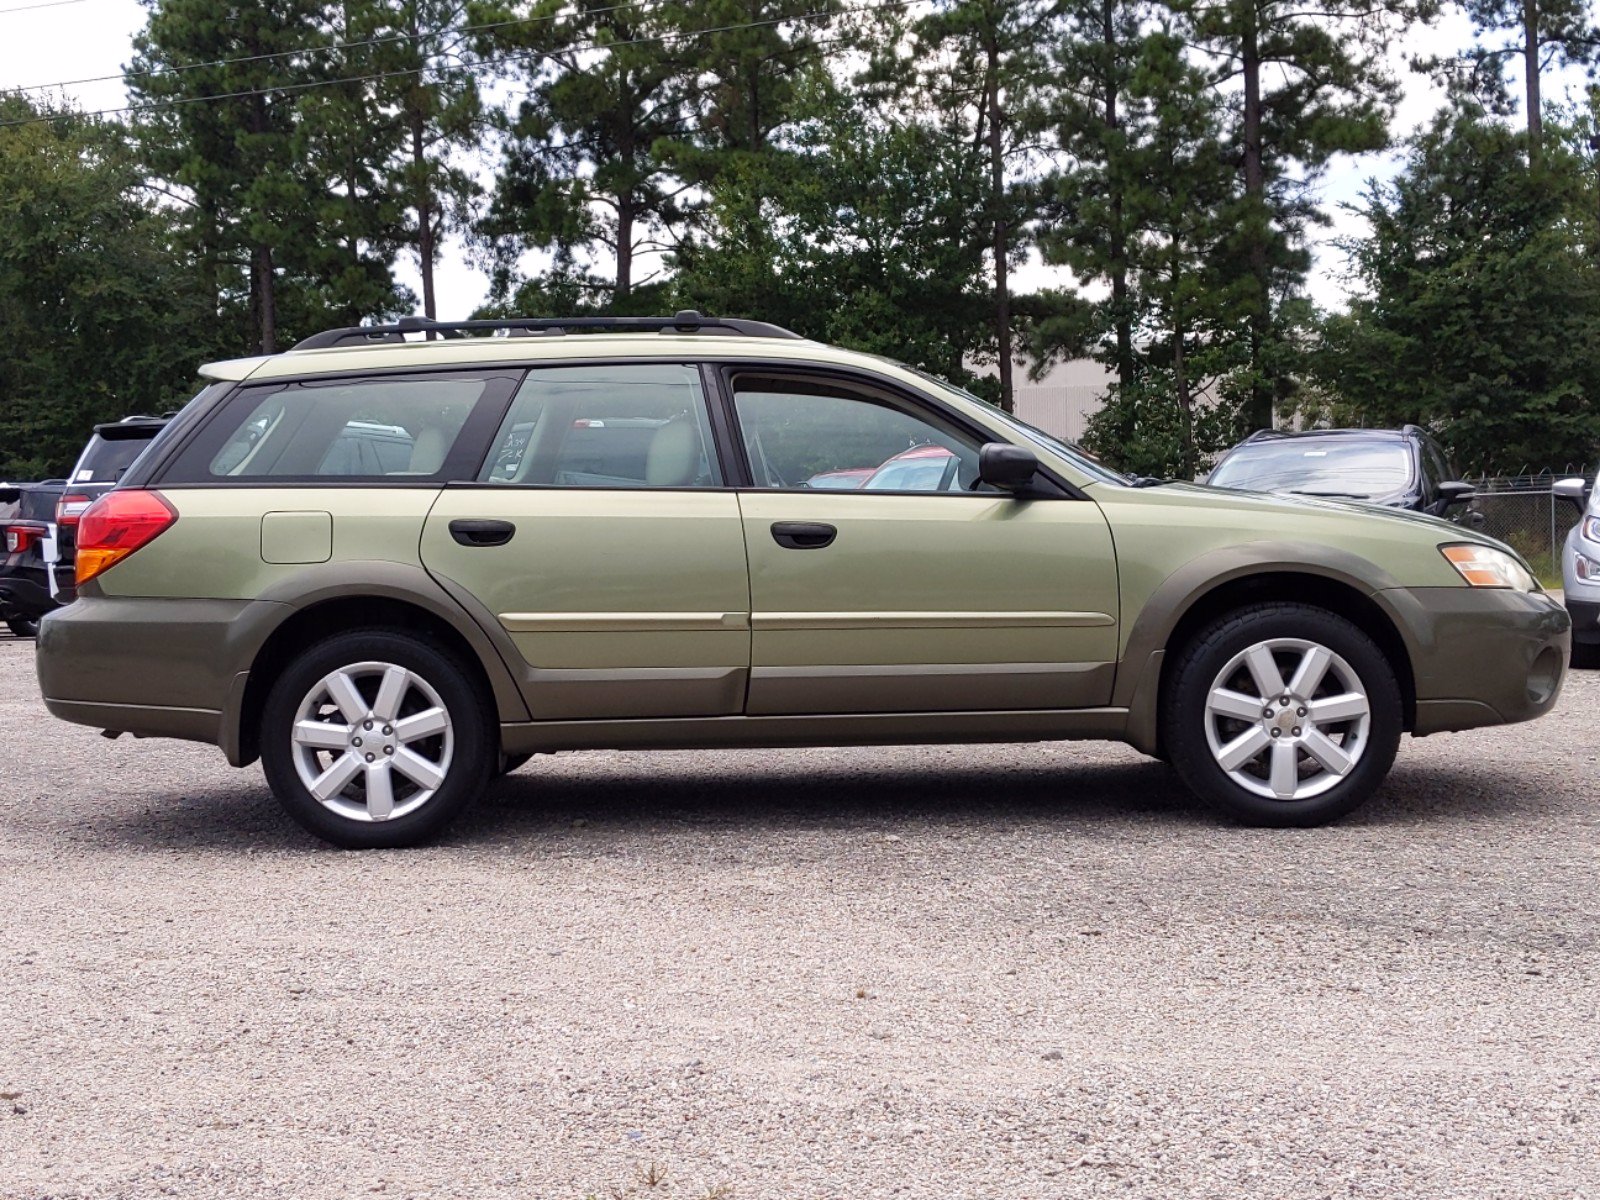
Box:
2 632 1598 1200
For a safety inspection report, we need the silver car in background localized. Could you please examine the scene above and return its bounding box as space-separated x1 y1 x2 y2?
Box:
1556 472 1600 667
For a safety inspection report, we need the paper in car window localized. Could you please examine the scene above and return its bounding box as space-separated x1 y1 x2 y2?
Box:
75 469 94 481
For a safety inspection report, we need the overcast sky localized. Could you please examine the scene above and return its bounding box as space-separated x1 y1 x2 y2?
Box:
1 0 1589 319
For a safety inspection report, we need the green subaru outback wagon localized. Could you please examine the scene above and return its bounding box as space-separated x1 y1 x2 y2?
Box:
36 312 1569 847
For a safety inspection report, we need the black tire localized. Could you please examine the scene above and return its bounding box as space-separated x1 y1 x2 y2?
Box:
261 629 496 848
1570 640 1600 670
6 617 39 638
1161 603 1402 828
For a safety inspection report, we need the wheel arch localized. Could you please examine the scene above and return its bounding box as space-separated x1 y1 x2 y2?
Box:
1116 545 1420 754
222 563 530 767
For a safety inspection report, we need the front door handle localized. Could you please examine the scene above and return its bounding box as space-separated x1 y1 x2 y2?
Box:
449 518 516 547
771 521 836 550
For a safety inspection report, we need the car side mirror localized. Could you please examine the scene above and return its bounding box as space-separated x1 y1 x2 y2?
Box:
978 443 1040 492
1553 476 1591 512
1437 481 1475 508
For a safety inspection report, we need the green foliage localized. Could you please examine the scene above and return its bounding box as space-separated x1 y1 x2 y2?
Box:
0 96 217 478
1310 104 1600 474
671 86 998 393
127 0 411 352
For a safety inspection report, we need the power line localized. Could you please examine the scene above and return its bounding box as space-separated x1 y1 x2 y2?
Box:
0 0 89 13
0 0 916 130
12 0 665 94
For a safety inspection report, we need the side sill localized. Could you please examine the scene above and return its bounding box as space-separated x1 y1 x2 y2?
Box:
500 708 1132 754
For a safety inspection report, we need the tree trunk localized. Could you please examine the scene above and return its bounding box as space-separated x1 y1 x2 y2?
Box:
1103 0 1134 402
1523 0 1542 168
1241 2 1272 431
411 107 437 319
616 200 634 302
986 40 1014 413
252 243 277 355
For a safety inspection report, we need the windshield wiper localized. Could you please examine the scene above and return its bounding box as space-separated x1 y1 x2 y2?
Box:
1128 475 1169 488
1287 489 1369 499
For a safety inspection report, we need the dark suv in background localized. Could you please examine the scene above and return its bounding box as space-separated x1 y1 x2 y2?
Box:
1206 427 1476 518
0 415 170 636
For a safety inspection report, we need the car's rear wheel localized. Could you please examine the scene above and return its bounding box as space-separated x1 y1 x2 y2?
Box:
1161 603 1402 827
6 617 39 638
261 631 495 848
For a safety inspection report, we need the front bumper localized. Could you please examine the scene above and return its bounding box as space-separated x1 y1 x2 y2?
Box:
1381 586 1570 735
1565 598 1600 646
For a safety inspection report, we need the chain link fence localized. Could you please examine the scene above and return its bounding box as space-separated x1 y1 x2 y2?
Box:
1465 471 1589 586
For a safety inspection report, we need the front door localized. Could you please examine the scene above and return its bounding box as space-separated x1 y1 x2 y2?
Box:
726 371 1120 716
420 363 750 720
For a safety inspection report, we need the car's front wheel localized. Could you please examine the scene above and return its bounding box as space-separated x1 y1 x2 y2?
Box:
1161 603 1402 827
261 631 495 848
6 617 39 638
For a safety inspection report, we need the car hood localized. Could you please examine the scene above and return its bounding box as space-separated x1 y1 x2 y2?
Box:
1161 481 1476 531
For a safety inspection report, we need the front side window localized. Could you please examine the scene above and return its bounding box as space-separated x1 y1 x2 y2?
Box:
167 372 511 482
480 364 720 488
732 375 981 492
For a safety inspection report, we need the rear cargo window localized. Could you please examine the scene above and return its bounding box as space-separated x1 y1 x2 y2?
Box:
72 435 157 484
160 371 520 483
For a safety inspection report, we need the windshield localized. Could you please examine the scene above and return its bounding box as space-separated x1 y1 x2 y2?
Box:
1208 440 1414 498
903 367 1131 486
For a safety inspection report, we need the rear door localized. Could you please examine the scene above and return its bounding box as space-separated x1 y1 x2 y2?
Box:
419 363 751 721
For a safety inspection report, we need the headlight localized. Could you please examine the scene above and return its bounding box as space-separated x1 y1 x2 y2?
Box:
1440 544 1537 591
1583 516 1600 545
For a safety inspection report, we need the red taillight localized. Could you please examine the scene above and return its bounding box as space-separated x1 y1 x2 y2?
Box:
4 525 39 554
56 492 93 527
75 490 177 586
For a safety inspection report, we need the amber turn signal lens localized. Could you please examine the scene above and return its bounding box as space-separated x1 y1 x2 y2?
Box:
1439 543 1535 591
75 490 178 586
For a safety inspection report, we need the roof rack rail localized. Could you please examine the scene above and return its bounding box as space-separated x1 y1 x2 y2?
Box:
290 309 803 351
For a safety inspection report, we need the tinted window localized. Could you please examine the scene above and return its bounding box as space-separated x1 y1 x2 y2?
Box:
73 432 160 484
480 365 720 488
732 377 981 492
166 373 509 482
1208 439 1414 499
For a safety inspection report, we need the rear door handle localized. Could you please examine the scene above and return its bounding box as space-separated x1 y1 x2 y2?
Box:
449 519 516 547
771 521 836 550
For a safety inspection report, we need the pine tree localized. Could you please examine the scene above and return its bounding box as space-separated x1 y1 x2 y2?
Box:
476 0 688 311
868 0 1058 411
128 0 332 352
1455 0 1597 168
1181 0 1425 430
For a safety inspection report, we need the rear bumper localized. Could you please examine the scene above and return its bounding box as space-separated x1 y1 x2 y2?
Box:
37 595 290 750
1381 587 1570 735
0 565 60 620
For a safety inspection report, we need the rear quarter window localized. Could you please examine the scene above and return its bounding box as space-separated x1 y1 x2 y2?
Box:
159 371 521 484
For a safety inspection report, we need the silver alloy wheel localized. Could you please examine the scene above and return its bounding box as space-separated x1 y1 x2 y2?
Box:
1202 637 1371 801
289 660 455 823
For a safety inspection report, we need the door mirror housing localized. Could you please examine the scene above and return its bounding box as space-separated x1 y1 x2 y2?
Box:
978 443 1040 492
1554 476 1592 511
1437 480 1475 508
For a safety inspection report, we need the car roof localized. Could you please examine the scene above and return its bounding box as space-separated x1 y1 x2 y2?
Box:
1235 427 1418 446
